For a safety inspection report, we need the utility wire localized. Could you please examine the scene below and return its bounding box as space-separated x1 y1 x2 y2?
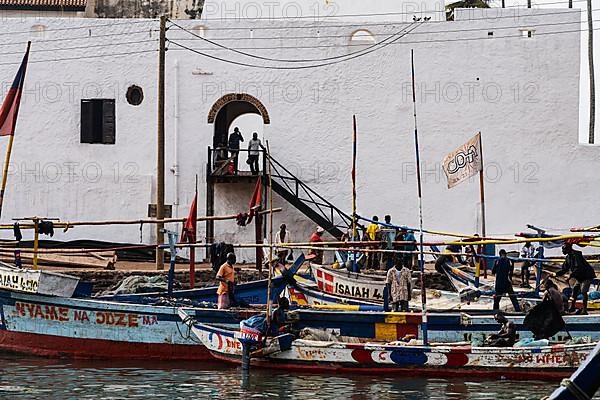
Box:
167 8 587 31
169 23 600 60
168 18 422 63
0 49 157 67
0 39 157 57
167 21 423 70
168 16 589 43
168 23 600 70
0 19 158 37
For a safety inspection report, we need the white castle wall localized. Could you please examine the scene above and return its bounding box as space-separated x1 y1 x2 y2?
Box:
0 8 590 259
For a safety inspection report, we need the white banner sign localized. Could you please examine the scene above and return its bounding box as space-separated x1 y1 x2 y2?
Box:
442 133 483 189
0 269 40 293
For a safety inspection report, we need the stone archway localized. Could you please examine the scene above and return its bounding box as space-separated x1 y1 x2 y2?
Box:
207 93 270 150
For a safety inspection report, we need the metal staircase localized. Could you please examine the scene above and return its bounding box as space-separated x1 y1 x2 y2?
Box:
266 154 352 239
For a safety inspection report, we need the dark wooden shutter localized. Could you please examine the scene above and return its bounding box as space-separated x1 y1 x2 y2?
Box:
102 99 115 144
80 100 94 143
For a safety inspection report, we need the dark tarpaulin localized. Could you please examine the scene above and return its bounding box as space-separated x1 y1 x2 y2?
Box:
523 300 565 339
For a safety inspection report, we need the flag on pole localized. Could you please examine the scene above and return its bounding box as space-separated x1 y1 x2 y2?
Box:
247 177 262 223
442 132 482 189
181 192 197 243
0 43 30 136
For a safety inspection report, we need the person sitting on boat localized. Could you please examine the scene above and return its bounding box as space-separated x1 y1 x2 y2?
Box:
555 243 596 315
486 311 516 347
385 258 412 312
270 297 291 336
308 227 325 264
216 252 236 309
492 249 521 312
275 223 291 265
543 278 566 315
520 242 535 289
366 216 381 270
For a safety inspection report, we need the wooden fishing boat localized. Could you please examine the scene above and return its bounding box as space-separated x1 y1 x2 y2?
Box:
99 254 305 305
310 263 387 302
0 288 257 360
0 262 80 297
2 283 600 361
305 264 540 312
546 340 600 399
288 278 507 313
291 308 600 343
178 309 597 380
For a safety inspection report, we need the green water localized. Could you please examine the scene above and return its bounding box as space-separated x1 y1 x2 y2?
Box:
0 356 596 399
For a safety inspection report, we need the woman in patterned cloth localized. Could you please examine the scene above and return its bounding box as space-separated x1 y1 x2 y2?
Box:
386 257 412 312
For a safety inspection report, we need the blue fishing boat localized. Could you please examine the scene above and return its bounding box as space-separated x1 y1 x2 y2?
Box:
98 254 305 305
546 340 600 399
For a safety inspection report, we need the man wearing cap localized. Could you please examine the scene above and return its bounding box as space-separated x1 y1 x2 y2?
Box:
309 227 325 264
216 252 236 309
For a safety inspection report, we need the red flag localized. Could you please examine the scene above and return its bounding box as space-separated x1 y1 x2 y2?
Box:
0 43 30 136
181 192 197 243
247 177 261 223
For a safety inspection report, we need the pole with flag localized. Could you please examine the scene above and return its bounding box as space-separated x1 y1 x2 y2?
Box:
411 49 428 345
0 41 31 219
351 115 358 273
181 176 198 289
441 131 485 285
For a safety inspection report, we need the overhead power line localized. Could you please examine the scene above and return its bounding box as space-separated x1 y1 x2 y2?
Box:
0 49 157 67
168 24 599 70
168 8 587 31
168 19 422 63
0 19 158 37
168 16 589 44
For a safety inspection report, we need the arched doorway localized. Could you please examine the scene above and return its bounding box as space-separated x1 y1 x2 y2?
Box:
207 93 270 150
205 93 270 267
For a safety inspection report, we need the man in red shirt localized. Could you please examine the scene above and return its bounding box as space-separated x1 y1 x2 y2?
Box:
309 227 325 264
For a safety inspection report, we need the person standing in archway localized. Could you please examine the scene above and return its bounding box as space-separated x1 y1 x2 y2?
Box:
247 132 262 175
228 127 244 173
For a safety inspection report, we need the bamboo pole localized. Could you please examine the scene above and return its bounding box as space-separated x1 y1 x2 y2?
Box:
411 49 428 345
266 140 274 327
0 208 282 230
0 135 15 219
351 115 358 272
478 132 487 283
32 218 39 270
156 15 166 271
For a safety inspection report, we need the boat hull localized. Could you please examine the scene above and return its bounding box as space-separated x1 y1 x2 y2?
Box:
183 313 595 380
0 290 254 360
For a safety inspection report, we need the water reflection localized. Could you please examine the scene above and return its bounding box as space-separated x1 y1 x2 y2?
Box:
0 355 596 400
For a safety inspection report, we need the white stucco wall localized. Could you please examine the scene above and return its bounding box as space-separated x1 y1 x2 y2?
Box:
202 0 446 22
0 8 590 259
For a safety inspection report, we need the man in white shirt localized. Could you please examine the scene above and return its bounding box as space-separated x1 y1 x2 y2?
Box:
520 242 535 288
275 223 291 265
247 132 262 175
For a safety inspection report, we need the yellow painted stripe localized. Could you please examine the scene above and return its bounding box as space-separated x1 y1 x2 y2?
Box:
384 313 408 324
309 304 361 311
375 323 398 341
